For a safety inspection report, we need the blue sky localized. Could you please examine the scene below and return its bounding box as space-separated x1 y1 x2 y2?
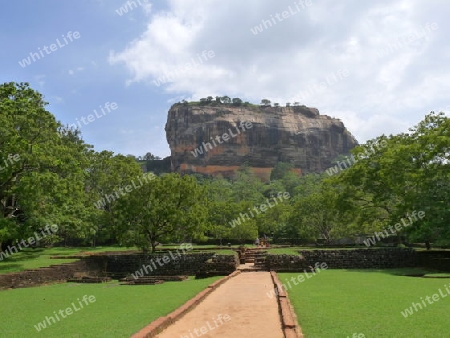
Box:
1 0 449 158
1 0 172 157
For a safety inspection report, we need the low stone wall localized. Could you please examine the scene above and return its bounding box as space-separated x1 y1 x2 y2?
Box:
0 252 239 290
300 248 416 269
265 254 310 271
87 252 240 278
266 249 417 271
99 252 214 278
416 251 450 271
196 254 240 278
0 259 103 290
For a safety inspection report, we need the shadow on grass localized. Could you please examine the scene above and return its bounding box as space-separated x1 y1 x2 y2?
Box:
0 252 42 263
0 263 22 272
340 267 438 276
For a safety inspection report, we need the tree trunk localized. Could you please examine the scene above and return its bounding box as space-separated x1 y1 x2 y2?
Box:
397 233 403 246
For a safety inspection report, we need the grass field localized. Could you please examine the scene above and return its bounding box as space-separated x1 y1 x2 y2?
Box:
265 247 376 255
0 276 221 337
279 269 450 338
0 247 136 274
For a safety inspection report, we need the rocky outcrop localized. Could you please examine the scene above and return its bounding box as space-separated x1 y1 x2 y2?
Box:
165 103 358 180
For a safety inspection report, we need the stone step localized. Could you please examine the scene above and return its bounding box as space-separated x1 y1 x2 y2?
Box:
238 267 266 272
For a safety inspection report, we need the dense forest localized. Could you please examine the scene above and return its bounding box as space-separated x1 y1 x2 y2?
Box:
1 82 449 252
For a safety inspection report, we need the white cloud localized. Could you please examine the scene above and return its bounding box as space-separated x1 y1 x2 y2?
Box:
34 74 46 87
68 67 85 76
51 96 64 103
109 0 450 143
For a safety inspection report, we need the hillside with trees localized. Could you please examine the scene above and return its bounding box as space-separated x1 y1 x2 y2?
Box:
1 82 448 253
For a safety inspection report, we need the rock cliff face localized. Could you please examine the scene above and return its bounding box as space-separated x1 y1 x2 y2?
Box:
165 103 358 180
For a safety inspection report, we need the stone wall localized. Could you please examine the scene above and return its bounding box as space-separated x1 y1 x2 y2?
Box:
90 252 239 278
0 259 103 290
416 250 450 271
100 253 212 278
196 254 240 278
0 252 239 290
300 248 416 269
266 249 417 271
265 254 311 271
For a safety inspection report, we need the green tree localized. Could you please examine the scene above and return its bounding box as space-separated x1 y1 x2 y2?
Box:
231 167 265 204
270 162 294 181
221 96 231 104
85 151 143 246
143 152 160 160
289 183 349 242
0 82 92 247
330 112 450 246
228 201 258 243
232 98 243 106
115 173 208 252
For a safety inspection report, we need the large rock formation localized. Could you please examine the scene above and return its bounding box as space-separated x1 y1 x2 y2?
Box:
165 103 358 180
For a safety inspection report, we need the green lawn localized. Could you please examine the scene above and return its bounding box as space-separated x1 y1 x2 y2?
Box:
266 247 302 255
279 269 450 337
0 247 137 274
265 246 389 255
0 276 221 337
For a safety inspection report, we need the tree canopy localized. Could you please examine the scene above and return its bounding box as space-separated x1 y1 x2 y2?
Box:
1 82 448 251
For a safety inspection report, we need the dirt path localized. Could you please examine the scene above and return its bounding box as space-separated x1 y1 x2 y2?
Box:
156 271 284 338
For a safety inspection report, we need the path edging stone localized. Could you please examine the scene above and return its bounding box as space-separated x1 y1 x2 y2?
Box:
131 270 241 338
270 271 303 338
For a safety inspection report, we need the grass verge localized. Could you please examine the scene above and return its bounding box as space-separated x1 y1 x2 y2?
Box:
279 269 450 337
0 247 136 274
0 276 221 337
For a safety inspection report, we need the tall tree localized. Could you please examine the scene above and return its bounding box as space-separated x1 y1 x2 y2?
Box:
0 82 90 247
115 173 208 252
